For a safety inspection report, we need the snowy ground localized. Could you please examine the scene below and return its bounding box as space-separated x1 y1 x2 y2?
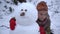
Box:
0 0 60 34
50 13 60 34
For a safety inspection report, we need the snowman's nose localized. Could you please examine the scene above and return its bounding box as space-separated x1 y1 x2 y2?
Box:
20 12 25 16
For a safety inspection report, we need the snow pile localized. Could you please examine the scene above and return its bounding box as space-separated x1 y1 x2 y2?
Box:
0 0 60 34
10 2 39 34
0 0 17 34
14 2 38 25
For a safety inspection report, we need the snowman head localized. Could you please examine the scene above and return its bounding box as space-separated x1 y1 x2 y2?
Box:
15 2 38 26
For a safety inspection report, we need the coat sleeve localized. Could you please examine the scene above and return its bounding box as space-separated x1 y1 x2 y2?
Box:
10 17 16 30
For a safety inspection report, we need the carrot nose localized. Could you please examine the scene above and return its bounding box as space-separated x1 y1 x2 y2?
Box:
20 12 25 16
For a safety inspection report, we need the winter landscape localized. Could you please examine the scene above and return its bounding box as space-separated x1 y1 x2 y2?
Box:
0 0 60 34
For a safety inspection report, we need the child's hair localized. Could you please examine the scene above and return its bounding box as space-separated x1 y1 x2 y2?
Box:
37 1 48 11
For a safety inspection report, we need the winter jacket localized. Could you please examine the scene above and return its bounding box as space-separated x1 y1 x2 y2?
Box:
36 16 51 34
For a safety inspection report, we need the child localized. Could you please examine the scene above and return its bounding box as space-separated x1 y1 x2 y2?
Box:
36 1 51 34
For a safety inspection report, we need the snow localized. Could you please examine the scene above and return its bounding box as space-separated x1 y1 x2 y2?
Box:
10 2 39 34
0 0 17 34
14 2 38 26
10 23 39 34
50 13 60 34
0 0 60 34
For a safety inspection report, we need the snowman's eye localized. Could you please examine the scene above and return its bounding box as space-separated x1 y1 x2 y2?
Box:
25 9 27 12
21 9 23 11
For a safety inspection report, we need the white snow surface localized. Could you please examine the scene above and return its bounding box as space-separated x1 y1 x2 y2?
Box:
10 2 39 34
14 2 38 26
0 0 60 34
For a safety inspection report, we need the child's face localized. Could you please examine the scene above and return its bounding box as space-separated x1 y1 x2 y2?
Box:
38 10 47 21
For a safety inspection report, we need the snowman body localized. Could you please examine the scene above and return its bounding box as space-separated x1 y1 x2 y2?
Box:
10 23 39 34
10 2 40 34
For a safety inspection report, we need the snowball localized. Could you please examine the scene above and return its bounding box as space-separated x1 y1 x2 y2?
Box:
15 2 38 26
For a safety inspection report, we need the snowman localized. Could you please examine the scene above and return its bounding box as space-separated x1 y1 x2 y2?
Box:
9 2 40 34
